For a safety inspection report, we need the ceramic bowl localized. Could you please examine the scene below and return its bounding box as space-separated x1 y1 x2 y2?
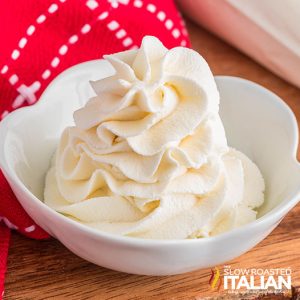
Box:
1 60 299 275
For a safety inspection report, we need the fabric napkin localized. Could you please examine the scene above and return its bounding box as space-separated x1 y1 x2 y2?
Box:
0 0 190 297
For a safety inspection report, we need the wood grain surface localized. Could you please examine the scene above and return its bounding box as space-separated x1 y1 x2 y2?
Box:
4 19 300 300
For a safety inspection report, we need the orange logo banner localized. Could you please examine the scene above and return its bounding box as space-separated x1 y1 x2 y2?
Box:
209 267 222 291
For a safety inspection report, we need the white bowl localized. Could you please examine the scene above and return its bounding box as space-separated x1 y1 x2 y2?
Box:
1 60 299 275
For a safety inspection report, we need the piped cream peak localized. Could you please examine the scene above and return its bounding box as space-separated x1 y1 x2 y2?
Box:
44 36 265 239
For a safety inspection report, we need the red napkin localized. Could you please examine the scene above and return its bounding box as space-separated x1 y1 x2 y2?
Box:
0 0 190 297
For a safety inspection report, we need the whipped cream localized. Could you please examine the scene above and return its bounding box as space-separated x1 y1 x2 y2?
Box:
44 36 265 239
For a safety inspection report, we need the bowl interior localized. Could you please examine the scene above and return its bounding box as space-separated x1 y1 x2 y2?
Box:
2 60 114 200
2 61 300 220
217 76 300 216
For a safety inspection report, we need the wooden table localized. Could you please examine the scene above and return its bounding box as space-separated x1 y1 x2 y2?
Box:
4 19 300 300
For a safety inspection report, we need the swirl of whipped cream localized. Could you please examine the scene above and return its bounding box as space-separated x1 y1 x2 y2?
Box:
44 36 265 239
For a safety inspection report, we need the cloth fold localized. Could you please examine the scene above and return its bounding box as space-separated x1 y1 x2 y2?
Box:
0 225 10 299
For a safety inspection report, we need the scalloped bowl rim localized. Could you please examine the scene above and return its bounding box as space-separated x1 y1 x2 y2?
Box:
0 60 300 247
